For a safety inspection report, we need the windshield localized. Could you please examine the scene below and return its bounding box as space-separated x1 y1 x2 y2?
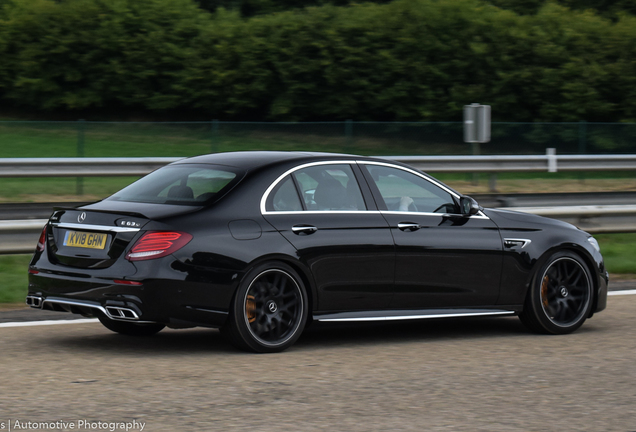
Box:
107 164 243 206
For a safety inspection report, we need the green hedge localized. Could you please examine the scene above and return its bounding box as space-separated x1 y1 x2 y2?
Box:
0 0 635 121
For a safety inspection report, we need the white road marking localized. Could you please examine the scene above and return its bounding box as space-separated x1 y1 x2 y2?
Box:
0 318 98 328
608 289 636 296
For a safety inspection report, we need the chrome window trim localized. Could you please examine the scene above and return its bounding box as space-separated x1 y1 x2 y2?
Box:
263 210 488 220
260 159 489 219
260 160 360 214
263 210 381 215
380 211 490 220
360 161 489 219
51 222 141 233
358 160 460 198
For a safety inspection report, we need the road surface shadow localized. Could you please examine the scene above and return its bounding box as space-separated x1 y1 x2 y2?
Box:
297 316 530 349
36 314 600 356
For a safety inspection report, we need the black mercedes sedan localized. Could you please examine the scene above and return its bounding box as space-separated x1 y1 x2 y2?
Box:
27 151 608 352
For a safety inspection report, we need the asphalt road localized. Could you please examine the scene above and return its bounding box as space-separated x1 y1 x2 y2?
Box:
0 293 635 432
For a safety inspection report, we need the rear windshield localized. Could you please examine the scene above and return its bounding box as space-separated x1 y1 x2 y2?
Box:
107 164 243 206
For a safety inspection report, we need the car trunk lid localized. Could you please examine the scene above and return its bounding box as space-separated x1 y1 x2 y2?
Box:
47 208 150 269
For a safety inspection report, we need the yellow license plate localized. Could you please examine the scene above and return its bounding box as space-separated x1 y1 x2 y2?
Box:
63 230 107 249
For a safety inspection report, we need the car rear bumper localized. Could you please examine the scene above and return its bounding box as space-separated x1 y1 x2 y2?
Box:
26 295 152 322
27 271 231 328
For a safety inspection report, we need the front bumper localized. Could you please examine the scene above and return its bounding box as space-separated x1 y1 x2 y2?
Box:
594 269 609 314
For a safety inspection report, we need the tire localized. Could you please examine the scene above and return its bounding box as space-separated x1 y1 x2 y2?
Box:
519 250 593 335
98 316 165 336
224 261 308 353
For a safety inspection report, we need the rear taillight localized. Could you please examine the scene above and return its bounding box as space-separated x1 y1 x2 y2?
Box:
126 231 193 261
36 224 47 252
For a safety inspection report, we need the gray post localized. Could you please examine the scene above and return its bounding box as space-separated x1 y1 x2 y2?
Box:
464 103 491 144
76 119 85 196
464 104 491 186
489 173 497 193
471 142 480 186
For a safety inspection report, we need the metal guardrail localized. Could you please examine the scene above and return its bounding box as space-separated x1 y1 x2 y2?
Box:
0 219 47 231
1 153 635 253
2 152 636 177
500 205 636 234
0 157 182 177
508 205 636 217
2 205 636 254
386 153 636 173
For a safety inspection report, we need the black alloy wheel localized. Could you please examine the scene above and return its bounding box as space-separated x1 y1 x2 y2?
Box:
98 316 165 336
519 251 593 334
224 262 307 353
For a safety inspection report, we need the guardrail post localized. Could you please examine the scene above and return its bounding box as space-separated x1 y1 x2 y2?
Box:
471 142 480 185
76 119 85 196
211 119 219 153
489 173 497 192
547 148 557 173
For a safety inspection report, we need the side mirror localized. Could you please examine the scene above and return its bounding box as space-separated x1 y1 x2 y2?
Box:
460 196 480 216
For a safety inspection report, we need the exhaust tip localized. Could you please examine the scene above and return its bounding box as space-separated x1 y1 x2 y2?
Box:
26 295 43 309
105 306 139 320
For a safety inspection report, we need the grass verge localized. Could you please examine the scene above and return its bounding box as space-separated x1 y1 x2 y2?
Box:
0 254 31 305
0 234 633 305
2 121 636 201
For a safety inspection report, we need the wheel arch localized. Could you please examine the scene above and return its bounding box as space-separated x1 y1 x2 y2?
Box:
523 244 599 316
239 253 316 320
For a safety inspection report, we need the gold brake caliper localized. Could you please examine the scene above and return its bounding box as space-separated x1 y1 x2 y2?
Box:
541 276 549 308
246 295 256 323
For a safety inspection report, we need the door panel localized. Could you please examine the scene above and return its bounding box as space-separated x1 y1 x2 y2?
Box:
263 213 395 312
359 162 503 309
262 163 394 312
382 213 503 308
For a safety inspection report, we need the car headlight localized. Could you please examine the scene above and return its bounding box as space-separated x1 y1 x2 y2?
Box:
587 236 601 253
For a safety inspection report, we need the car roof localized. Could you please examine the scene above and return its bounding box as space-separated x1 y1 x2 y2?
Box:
172 151 383 170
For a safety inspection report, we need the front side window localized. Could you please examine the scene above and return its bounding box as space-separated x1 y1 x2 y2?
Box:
364 165 458 214
293 164 366 211
108 164 241 206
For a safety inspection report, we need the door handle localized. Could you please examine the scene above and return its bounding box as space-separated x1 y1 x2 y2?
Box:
398 223 420 232
292 225 318 235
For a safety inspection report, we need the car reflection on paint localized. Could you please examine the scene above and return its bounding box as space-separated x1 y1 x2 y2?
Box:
26 152 608 352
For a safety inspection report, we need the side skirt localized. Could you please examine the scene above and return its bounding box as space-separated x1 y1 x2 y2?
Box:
314 307 519 323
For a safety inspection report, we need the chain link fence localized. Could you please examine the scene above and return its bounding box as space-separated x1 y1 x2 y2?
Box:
2 121 636 158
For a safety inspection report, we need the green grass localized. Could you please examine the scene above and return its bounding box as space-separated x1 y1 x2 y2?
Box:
0 234 633 304
0 121 433 158
2 121 636 201
596 233 636 275
0 254 31 305
0 177 140 202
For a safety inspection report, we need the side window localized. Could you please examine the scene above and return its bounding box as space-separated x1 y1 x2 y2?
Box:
365 165 458 214
266 175 303 212
293 164 366 211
